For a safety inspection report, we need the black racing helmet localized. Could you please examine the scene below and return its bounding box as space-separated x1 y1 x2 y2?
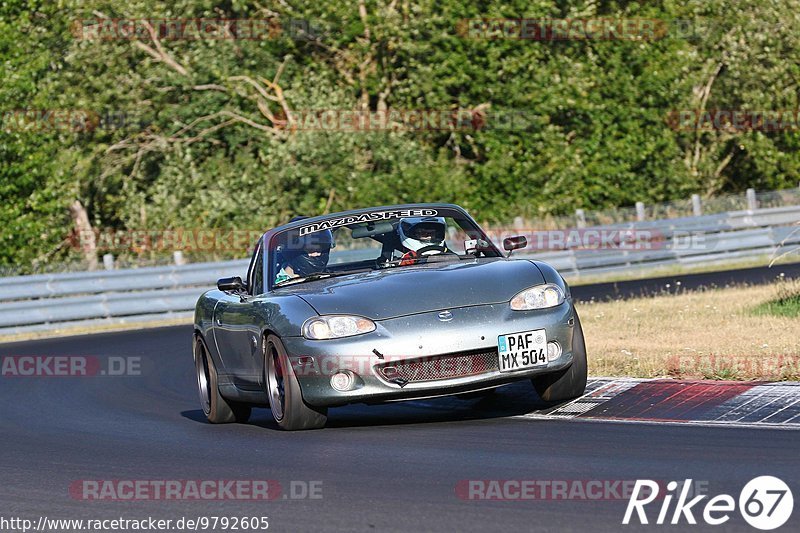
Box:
279 217 334 277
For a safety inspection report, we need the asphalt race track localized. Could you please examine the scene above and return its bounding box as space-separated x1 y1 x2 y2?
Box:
570 261 800 301
1 326 798 532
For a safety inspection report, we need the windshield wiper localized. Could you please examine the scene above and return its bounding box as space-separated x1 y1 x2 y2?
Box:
275 272 333 287
378 257 423 269
274 268 371 287
378 253 463 269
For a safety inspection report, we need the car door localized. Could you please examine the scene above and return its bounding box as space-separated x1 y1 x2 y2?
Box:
212 238 266 390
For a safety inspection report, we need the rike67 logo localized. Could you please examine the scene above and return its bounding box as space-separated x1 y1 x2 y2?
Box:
624 476 793 530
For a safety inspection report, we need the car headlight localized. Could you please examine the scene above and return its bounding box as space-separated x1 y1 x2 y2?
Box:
510 284 565 310
302 315 376 340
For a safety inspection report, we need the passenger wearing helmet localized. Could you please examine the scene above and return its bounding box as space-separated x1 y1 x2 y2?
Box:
275 227 334 284
396 216 449 265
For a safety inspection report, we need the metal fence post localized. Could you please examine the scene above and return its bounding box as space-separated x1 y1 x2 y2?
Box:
575 209 586 229
691 194 702 216
746 188 757 210
635 202 646 222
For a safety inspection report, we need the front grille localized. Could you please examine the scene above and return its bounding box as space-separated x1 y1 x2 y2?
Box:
376 349 499 383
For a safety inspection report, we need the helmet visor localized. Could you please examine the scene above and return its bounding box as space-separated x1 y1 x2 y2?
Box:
405 221 445 244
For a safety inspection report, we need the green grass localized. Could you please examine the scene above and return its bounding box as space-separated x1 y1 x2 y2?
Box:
753 279 800 318
755 296 800 318
701 365 743 381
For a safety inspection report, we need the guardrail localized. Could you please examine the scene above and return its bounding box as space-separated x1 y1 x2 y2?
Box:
0 260 249 335
518 205 800 276
0 205 797 336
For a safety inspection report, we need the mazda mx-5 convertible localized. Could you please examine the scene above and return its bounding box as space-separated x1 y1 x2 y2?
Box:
193 204 586 430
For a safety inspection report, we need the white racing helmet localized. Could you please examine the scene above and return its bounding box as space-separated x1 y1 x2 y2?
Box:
398 217 447 253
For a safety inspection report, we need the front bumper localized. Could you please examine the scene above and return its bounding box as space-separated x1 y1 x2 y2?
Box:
282 301 576 407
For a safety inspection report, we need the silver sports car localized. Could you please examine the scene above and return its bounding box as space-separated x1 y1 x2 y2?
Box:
193 204 586 430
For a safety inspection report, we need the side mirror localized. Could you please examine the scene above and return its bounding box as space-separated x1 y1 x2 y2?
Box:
503 236 527 257
217 276 246 293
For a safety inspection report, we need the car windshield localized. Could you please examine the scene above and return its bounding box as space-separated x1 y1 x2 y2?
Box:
269 207 501 288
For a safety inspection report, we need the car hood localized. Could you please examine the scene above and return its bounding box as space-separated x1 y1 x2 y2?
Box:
281 259 546 320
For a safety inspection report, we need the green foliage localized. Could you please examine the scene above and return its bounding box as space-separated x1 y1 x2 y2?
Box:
2 0 800 270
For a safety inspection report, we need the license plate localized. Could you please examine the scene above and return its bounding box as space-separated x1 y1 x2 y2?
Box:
497 329 547 372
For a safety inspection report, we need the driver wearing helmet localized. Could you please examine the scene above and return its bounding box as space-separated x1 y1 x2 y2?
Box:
396 216 449 265
275 226 334 284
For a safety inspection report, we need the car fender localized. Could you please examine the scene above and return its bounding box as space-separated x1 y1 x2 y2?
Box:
251 294 320 339
529 260 571 300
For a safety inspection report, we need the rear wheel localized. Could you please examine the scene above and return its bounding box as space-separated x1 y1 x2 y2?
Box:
194 336 251 423
264 335 327 430
531 307 587 402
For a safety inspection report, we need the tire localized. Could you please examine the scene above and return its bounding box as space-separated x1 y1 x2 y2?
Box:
194 336 251 424
531 307 588 403
264 334 327 430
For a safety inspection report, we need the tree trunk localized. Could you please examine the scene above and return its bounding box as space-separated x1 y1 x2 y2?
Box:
69 200 98 271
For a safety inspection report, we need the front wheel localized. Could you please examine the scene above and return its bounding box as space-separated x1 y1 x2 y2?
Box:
531 307 588 403
264 334 327 430
194 336 251 423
